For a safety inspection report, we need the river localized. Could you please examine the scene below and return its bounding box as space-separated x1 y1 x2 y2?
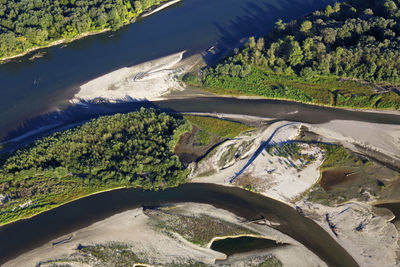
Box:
0 0 336 139
3 96 400 153
0 0 392 266
0 183 359 267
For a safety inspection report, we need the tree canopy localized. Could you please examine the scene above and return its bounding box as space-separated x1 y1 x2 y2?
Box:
0 108 190 225
201 0 400 109
208 0 400 83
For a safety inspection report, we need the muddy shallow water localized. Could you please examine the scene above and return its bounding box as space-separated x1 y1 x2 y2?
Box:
320 168 360 191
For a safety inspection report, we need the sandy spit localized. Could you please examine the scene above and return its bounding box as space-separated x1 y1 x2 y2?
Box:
142 0 182 17
308 120 400 164
72 51 187 103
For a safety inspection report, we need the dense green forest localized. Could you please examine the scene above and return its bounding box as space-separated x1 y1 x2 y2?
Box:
0 0 167 59
0 108 190 225
198 0 400 109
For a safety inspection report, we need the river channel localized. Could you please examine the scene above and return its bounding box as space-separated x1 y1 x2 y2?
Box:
0 183 359 267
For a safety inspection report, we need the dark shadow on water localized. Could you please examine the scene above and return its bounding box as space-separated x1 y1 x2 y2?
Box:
0 99 171 153
201 0 338 65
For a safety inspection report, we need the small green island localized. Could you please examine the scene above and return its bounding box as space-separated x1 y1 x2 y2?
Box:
0 108 191 225
186 0 400 110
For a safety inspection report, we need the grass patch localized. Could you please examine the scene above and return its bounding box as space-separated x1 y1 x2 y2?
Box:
185 115 252 139
202 68 400 110
318 144 367 171
218 144 237 168
40 243 142 267
194 129 212 146
78 243 140 266
155 214 255 246
254 256 283 267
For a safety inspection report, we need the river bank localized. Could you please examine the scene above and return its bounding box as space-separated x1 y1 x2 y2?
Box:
172 93 400 115
0 186 126 228
3 203 327 267
176 58 400 115
0 0 182 63
0 29 110 63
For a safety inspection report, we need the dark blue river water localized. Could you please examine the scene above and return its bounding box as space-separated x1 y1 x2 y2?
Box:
0 0 335 138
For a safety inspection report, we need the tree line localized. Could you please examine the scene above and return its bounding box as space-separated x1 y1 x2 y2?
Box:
199 0 400 109
206 0 400 83
0 0 167 59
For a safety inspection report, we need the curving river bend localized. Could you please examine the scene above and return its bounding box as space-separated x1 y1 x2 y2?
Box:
0 184 359 267
0 0 398 266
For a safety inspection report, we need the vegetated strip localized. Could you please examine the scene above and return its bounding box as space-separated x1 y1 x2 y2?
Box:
184 115 253 139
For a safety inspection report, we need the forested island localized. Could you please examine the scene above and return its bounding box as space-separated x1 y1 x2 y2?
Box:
0 0 170 60
0 108 191 225
193 0 400 109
